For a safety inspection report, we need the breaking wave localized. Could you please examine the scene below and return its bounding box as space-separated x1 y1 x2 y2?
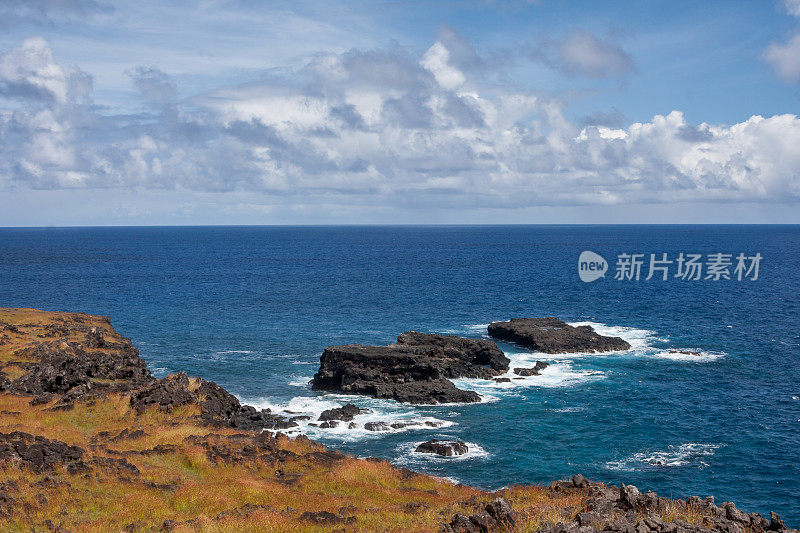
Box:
605 443 721 471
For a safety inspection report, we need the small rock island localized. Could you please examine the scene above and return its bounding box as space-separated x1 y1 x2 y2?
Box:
488 317 631 353
311 331 510 404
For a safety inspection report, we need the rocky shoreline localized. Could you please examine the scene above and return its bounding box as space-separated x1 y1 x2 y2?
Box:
0 308 795 532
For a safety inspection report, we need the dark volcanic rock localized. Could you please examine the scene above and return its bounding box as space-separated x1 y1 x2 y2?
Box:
669 350 701 356
311 332 508 404
513 361 549 376
10 340 152 398
0 431 85 471
534 477 798 533
488 317 630 353
318 403 366 422
395 332 509 375
415 439 468 457
130 373 296 431
441 498 516 532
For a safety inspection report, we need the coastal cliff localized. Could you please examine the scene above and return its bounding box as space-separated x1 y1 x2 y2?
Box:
0 308 793 533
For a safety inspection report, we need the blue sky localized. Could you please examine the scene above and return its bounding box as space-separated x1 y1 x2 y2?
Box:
1 0 799 225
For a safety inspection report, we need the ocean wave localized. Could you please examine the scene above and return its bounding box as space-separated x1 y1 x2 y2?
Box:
245 395 454 442
437 323 491 336
570 321 663 352
453 361 605 396
288 375 313 387
605 443 721 471
649 350 725 362
570 322 725 363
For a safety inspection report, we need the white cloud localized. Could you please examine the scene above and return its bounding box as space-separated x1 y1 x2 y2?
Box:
764 34 800 83
128 65 177 107
421 42 466 90
0 36 799 212
785 0 800 17
546 30 634 79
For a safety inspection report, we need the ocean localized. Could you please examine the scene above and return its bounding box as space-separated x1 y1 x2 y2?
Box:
0 225 798 521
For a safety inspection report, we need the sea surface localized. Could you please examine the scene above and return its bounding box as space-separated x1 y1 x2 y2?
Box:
0 225 798 521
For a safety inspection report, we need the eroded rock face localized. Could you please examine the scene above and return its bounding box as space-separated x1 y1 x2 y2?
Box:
488 318 630 354
9 339 152 400
130 373 296 431
415 439 468 457
311 332 508 404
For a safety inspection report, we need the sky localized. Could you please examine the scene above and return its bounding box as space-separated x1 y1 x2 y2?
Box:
1 0 800 225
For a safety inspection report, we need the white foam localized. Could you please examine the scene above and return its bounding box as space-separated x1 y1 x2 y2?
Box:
606 443 720 471
288 375 313 387
437 323 491 336
453 361 605 396
649 350 725 362
570 322 725 363
570 321 662 352
550 406 586 413
243 395 454 442
394 440 490 466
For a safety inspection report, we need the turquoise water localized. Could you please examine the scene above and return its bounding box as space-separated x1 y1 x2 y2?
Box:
0 225 797 521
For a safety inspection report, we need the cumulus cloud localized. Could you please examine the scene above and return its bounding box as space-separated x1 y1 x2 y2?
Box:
532 30 634 79
764 0 800 83
0 36 799 209
128 65 177 107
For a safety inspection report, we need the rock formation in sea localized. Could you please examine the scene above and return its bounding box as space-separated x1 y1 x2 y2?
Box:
311 331 509 404
488 317 631 353
415 438 469 457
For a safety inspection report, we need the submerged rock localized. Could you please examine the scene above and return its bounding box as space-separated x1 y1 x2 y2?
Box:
488 317 630 353
415 439 468 457
669 350 702 356
311 332 509 404
513 361 549 376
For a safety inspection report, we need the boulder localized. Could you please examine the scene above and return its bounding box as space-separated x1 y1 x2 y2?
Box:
415 439 468 457
318 403 366 422
488 317 630 353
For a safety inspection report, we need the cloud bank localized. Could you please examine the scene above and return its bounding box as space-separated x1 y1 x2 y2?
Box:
1 34 799 213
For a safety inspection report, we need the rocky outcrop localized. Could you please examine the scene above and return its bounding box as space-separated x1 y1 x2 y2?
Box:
6 338 152 404
537 476 797 533
415 439 468 457
488 318 630 353
311 332 509 404
441 497 517 532
0 431 85 471
318 403 366 422
513 361 549 376
130 373 296 431
441 478 797 533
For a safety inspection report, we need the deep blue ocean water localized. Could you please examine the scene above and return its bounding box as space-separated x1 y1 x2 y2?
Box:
0 225 798 522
